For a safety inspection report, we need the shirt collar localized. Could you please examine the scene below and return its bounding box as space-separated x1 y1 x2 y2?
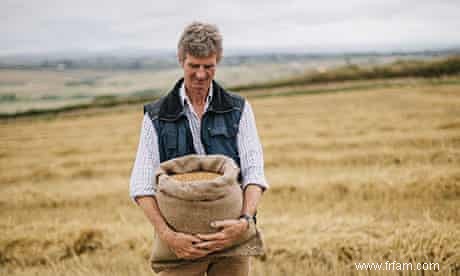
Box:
179 81 213 110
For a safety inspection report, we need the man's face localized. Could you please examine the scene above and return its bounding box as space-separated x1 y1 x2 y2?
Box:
182 53 217 97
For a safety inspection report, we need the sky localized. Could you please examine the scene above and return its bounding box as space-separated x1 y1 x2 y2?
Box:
2 0 460 56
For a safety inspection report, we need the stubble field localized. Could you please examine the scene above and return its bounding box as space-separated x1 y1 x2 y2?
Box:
1 78 459 275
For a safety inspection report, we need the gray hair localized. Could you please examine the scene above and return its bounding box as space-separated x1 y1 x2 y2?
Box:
177 22 223 64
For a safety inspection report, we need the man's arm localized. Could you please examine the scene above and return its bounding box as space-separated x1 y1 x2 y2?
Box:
241 184 263 217
130 114 208 259
136 196 175 241
238 100 268 218
129 114 158 203
136 196 209 259
195 101 268 251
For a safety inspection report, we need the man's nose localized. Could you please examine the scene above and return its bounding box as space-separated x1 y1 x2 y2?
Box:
195 67 207 79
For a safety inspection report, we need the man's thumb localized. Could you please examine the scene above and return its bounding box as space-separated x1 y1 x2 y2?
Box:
210 219 234 228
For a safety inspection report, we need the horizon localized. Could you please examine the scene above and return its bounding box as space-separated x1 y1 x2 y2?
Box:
1 44 459 60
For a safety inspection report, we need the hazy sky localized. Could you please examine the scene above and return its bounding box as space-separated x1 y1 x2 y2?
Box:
2 0 460 55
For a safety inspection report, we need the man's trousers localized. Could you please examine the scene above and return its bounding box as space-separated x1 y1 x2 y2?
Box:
158 256 250 276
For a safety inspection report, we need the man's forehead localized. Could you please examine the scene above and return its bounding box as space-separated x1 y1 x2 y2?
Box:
185 53 217 64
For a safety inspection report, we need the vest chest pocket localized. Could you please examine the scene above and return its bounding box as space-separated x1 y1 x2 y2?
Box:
208 114 238 138
208 125 234 138
159 119 192 161
160 124 178 155
206 114 239 159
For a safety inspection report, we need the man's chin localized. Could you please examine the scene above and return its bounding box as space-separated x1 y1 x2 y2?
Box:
192 86 209 92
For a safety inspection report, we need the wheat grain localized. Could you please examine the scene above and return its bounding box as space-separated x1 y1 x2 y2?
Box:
170 171 221 182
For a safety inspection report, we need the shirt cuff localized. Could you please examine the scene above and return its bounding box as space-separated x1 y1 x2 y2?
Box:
130 192 156 205
241 176 269 192
243 183 268 193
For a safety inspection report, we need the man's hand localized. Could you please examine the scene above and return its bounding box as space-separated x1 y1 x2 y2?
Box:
194 219 249 253
164 231 210 260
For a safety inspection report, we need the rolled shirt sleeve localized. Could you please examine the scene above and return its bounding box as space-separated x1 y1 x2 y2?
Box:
237 101 269 191
129 113 160 203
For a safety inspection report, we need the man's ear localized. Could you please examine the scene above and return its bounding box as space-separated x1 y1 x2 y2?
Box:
178 55 185 68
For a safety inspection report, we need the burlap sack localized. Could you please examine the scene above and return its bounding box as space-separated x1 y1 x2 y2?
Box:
150 154 265 272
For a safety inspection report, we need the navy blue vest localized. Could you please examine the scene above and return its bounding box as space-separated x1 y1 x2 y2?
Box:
143 78 245 167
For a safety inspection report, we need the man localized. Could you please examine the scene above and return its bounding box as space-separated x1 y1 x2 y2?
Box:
129 22 268 275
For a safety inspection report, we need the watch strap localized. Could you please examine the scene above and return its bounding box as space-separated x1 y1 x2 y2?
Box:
239 214 256 226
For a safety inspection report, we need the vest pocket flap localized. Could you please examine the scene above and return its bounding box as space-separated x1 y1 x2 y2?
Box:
161 125 178 150
165 134 177 149
209 125 233 138
209 115 237 138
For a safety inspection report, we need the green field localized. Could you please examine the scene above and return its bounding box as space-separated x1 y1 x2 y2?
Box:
0 61 329 116
2 55 451 117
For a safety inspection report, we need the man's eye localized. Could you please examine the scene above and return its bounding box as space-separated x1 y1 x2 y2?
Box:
189 64 200 69
204 65 215 69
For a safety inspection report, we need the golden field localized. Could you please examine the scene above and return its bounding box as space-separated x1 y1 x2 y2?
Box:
1 78 459 275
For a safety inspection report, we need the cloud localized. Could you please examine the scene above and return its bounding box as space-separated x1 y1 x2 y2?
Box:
1 0 460 55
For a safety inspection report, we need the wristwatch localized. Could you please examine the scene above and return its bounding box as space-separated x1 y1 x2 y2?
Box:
238 214 256 228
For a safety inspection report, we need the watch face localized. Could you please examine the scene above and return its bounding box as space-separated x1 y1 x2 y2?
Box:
240 214 251 220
